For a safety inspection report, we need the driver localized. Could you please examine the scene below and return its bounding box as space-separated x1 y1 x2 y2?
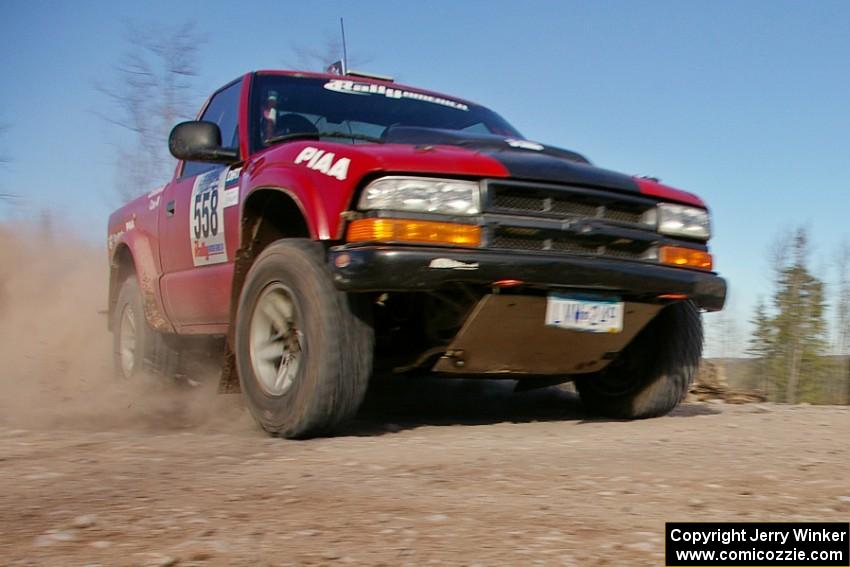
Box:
262 90 278 141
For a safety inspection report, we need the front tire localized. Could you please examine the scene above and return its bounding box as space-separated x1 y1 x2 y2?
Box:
234 239 373 438
575 300 702 418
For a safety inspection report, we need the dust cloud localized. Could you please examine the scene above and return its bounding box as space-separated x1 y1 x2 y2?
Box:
0 223 573 437
0 223 252 434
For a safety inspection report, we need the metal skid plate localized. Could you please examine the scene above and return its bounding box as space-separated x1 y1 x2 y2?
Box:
431 294 662 376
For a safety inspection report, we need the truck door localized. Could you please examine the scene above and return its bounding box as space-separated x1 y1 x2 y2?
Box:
158 80 243 331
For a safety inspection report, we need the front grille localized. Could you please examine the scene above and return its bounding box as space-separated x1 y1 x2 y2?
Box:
491 229 649 260
551 200 598 218
603 207 644 224
492 193 553 213
484 180 658 261
491 234 598 255
489 185 650 225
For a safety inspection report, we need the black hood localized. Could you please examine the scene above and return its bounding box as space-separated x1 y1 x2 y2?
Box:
382 127 640 194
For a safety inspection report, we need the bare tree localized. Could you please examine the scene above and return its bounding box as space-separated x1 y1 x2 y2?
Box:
288 33 372 73
0 123 17 205
97 21 205 201
721 309 739 356
706 303 739 360
768 227 792 287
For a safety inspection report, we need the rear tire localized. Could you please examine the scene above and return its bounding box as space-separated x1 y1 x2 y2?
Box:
234 239 373 438
112 277 155 380
575 301 702 418
112 277 181 380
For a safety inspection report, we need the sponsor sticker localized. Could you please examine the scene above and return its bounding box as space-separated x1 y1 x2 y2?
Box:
225 167 241 189
189 169 228 266
323 79 469 111
221 189 239 209
294 147 350 180
147 184 166 211
222 166 241 208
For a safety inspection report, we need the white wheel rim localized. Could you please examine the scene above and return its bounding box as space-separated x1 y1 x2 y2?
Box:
119 304 137 378
249 283 303 396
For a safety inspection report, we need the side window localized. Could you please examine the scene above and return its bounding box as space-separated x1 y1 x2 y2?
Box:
182 81 242 178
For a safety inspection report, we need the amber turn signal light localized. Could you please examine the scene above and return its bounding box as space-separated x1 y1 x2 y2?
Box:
346 218 482 247
657 293 690 300
659 246 713 271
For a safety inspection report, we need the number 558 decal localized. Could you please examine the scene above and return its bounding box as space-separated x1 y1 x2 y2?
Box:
189 168 229 266
194 187 219 240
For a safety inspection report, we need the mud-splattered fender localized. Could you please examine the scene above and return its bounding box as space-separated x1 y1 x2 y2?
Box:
107 216 174 334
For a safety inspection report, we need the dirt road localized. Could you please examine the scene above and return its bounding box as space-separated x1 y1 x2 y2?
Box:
3 387 849 567
1 229 849 566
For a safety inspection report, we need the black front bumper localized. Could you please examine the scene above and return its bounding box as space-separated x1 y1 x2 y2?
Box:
329 245 727 311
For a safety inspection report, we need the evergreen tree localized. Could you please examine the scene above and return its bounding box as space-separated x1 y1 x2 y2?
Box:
748 298 774 397
750 229 829 403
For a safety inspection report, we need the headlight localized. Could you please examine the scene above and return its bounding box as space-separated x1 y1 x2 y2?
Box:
657 203 711 240
358 176 481 216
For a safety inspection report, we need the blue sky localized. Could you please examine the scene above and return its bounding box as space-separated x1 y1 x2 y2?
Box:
2 0 850 355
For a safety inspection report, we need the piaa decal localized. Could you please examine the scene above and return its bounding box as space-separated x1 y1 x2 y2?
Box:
294 147 350 180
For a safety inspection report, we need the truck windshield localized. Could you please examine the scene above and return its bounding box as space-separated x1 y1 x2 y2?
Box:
251 74 522 151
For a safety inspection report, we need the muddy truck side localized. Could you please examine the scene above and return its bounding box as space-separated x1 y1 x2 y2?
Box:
106 70 726 438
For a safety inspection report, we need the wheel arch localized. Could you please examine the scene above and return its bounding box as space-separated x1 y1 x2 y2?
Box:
108 244 137 332
240 187 314 242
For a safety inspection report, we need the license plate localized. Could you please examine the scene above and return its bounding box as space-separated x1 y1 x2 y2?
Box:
545 293 624 333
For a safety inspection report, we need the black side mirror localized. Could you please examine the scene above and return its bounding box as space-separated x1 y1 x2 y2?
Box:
168 121 240 163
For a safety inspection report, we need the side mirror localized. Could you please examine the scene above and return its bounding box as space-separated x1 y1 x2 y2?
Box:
168 121 240 163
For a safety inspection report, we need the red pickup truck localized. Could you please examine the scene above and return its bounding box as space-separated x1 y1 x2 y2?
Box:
107 70 726 438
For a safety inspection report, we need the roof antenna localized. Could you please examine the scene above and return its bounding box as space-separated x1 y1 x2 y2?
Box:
340 17 348 75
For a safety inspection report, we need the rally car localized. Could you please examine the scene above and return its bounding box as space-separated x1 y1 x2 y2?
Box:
107 69 726 438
